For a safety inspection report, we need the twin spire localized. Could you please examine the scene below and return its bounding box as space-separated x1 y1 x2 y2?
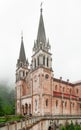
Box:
17 34 29 68
19 34 26 63
33 6 51 52
17 5 51 68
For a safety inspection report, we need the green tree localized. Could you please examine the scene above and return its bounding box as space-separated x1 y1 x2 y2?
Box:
0 97 4 116
0 83 15 116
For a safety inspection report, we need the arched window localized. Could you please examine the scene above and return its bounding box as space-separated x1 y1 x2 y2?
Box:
55 85 57 91
20 62 22 67
37 56 39 66
73 103 74 108
35 99 37 111
70 88 71 94
47 57 49 67
34 59 36 68
29 104 31 114
65 102 67 108
56 100 58 107
43 56 45 65
46 99 48 107
60 86 62 92
45 74 49 79
63 87 65 92
26 72 28 76
76 88 78 94
23 71 25 76
25 103 28 114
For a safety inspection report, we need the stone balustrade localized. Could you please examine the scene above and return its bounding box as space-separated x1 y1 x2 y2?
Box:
0 115 81 130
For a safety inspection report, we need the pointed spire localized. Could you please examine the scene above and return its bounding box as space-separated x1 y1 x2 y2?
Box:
33 4 51 53
19 32 26 63
37 4 46 44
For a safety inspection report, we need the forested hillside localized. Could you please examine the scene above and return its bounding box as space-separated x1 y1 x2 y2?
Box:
0 83 15 116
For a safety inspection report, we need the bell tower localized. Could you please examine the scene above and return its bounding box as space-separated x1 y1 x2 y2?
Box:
31 7 53 116
32 7 52 71
16 34 29 114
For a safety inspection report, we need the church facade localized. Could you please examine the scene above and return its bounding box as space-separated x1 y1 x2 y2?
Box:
16 8 81 116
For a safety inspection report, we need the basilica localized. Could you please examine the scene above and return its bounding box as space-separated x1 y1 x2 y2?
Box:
16 7 81 116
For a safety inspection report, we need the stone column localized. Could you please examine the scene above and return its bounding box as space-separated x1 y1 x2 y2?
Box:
6 123 9 130
14 121 17 130
21 119 23 128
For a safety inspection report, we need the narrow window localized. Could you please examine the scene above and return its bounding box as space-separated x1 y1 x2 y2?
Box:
37 57 39 66
60 86 62 92
20 62 22 67
63 87 65 92
35 99 37 111
47 57 49 67
73 103 74 108
34 59 36 68
26 72 28 76
70 88 71 94
55 85 57 91
45 74 49 79
29 104 31 114
65 102 67 108
23 71 25 76
46 99 48 107
76 89 78 94
43 56 45 65
25 103 28 114
56 100 58 107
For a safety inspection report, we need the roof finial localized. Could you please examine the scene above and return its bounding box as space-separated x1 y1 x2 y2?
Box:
40 2 43 13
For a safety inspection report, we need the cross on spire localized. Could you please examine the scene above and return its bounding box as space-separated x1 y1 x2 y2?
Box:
40 2 43 13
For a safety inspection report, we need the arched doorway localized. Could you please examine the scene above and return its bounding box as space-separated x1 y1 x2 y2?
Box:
29 104 31 114
25 103 28 115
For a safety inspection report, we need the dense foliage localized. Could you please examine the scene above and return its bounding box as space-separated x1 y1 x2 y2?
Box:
0 115 24 123
0 83 15 116
60 121 81 130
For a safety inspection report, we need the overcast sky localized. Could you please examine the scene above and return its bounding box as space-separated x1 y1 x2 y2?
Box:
0 0 81 85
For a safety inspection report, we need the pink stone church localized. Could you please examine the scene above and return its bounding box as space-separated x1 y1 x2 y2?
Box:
16 8 81 116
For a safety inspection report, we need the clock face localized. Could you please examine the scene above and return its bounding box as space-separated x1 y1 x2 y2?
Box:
45 74 49 79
